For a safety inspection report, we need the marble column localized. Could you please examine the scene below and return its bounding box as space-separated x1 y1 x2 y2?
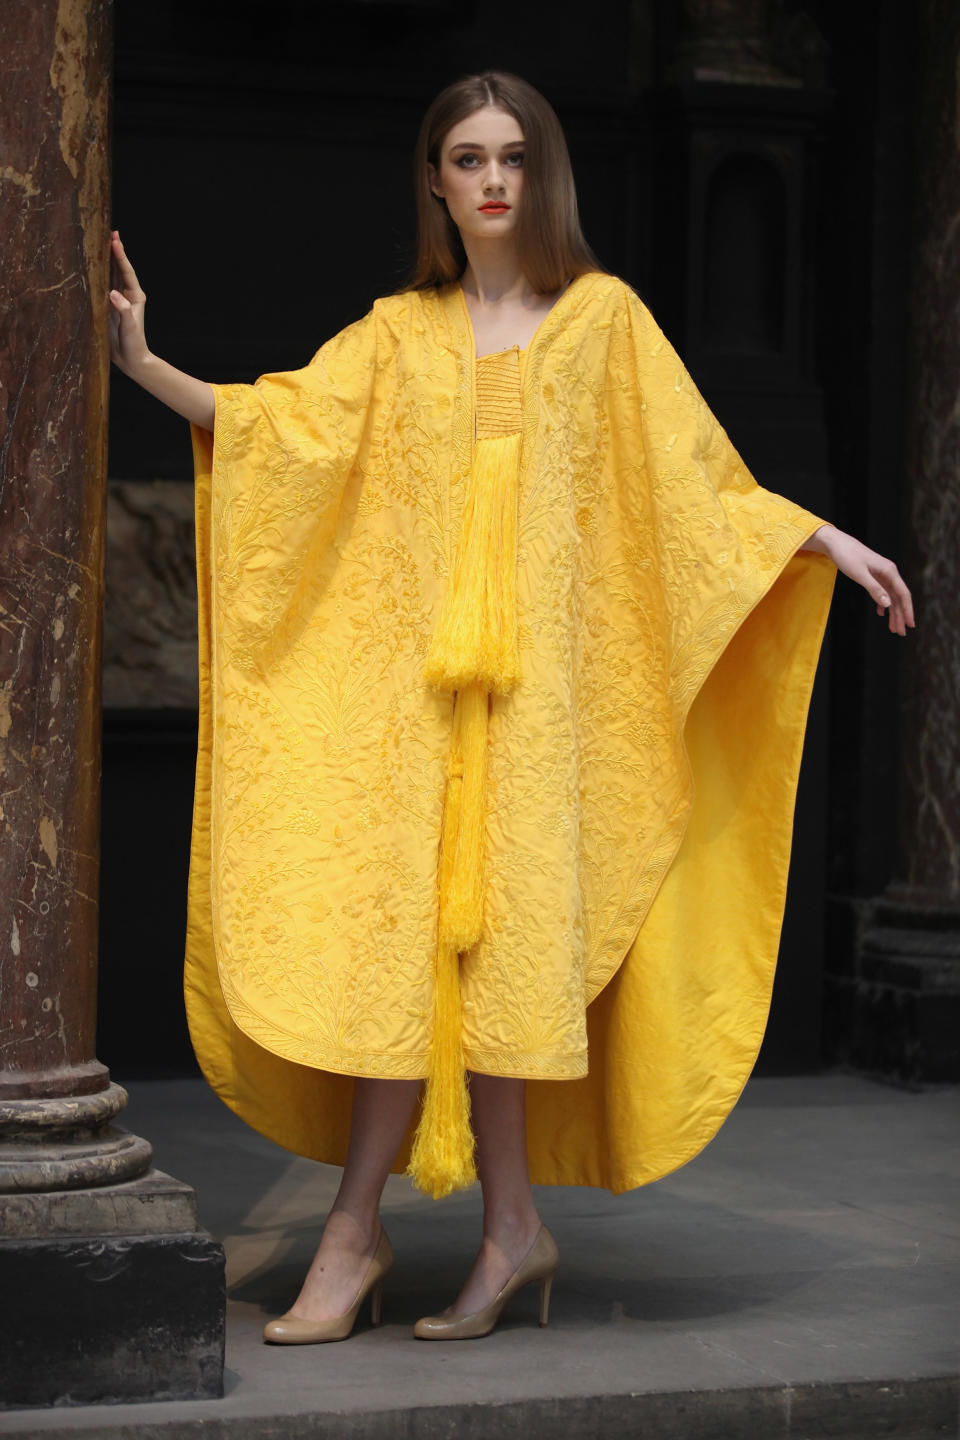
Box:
851 0 960 1080
0 0 223 1407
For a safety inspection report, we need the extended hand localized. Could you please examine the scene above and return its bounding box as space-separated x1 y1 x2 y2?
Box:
807 525 915 636
104 230 214 427
108 231 149 375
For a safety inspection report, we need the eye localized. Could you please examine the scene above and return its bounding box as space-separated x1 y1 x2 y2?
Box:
505 152 524 166
455 154 481 168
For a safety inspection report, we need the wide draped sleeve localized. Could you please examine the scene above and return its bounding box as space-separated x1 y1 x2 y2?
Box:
617 282 830 717
184 304 398 1153
189 305 380 668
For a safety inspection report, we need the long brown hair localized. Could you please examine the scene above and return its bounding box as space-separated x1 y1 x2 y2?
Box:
401 71 605 295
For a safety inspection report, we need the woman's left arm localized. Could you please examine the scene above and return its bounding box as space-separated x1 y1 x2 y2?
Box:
799 524 915 636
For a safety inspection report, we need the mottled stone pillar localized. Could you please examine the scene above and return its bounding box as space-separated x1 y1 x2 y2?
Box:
0 0 149 1176
899 0 960 904
850 0 960 1080
0 1 224 1406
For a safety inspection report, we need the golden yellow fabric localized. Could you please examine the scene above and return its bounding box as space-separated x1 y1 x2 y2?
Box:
185 271 836 1193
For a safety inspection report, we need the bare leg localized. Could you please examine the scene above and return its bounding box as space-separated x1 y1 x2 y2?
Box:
439 1072 542 1316
286 1076 421 1321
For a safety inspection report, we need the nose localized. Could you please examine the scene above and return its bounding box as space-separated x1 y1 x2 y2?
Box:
483 160 507 193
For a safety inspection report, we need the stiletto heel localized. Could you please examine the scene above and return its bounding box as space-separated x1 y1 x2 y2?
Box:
414 1224 559 1340
263 1226 394 1344
538 1274 552 1327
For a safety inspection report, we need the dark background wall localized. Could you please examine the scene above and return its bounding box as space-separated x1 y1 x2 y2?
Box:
99 0 917 1080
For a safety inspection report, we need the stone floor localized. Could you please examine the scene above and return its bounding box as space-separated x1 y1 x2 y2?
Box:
1 1071 957 1439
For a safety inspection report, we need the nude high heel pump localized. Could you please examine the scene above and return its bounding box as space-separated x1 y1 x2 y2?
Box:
263 1226 394 1344
413 1224 558 1340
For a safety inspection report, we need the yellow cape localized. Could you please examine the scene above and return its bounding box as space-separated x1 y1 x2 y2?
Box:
186 271 835 1193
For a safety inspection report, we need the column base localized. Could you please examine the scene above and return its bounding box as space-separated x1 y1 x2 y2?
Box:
824 893 960 1082
0 1082 153 1192
0 1169 225 1408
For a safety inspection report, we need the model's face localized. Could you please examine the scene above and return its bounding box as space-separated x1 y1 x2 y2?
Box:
428 106 525 242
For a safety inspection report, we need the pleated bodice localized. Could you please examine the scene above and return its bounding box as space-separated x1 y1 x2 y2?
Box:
475 345 525 438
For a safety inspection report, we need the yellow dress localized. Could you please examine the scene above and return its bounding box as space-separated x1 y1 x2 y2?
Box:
185 271 836 1196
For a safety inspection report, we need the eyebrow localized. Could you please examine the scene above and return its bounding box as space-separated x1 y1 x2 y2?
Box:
448 140 525 154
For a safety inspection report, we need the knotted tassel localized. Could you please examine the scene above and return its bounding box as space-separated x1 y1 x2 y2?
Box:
407 425 522 1199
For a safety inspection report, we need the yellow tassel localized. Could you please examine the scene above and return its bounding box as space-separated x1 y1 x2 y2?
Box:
425 432 521 693
406 939 477 1198
407 690 481 1197
408 427 521 1199
439 684 488 951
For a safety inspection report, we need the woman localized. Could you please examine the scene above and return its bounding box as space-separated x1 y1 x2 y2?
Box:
108 71 913 1346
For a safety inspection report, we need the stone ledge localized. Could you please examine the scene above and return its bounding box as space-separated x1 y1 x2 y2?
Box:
0 1168 198 1238
0 1374 952 1439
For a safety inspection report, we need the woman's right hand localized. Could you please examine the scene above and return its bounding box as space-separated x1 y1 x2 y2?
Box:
108 231 149 375
106 229 216 428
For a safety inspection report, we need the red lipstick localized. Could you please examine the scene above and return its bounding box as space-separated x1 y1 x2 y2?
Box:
479 203 510 213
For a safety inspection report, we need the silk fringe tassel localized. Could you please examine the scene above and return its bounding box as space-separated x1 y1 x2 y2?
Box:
424 431 521 694
407 431 521 1199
